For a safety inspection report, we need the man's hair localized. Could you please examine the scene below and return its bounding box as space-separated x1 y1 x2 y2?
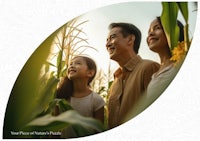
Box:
109 22 141 54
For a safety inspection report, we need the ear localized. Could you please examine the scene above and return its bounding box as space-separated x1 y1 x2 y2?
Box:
128 34 135 44
87 70 95 78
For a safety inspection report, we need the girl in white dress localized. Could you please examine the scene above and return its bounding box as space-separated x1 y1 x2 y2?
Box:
56 56 105 138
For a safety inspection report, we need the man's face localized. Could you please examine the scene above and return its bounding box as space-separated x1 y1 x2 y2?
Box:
106 27 130 61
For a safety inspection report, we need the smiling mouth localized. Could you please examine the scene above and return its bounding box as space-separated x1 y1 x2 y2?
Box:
68 69 76 74
148 38 158 45
108 47 115 54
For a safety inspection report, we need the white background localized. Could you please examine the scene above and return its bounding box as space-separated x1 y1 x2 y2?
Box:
0 0 200 140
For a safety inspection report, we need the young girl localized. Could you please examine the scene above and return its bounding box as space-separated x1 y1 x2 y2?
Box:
56 56 105 138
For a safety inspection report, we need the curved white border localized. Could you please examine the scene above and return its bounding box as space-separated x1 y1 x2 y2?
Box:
0 0 200 140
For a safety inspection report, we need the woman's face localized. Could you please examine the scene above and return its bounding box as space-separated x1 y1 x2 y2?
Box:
146 19 168 53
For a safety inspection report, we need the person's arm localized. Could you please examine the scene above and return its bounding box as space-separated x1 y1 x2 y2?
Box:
94 107 104 124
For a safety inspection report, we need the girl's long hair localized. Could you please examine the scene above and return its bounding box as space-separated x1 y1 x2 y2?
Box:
56 77 73 100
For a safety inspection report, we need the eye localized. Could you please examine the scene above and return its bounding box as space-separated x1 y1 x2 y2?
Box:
75 61 81 65
154 25 162 30
107 34 117 42
110 34 117 40
110 35 115 39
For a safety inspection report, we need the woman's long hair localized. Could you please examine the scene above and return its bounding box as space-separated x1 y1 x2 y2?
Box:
157 16 184 42
156 16 184 57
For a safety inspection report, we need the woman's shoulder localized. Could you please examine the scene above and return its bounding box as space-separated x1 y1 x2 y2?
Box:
91 92 103 99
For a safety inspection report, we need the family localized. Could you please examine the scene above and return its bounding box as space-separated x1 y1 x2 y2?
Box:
56 17 184 138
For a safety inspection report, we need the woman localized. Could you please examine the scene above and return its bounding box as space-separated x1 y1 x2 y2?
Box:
146 17 184 104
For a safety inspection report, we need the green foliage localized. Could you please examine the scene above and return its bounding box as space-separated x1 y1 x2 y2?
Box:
177 2 190 51
38 98 73 117
3 17 105 139
3 24 65 138
161 2 179 50
56 50 64 78
177 2 188 23
26 110 105 133
161 2 190 51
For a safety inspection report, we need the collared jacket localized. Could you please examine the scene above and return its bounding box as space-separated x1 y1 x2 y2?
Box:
108 55 160 129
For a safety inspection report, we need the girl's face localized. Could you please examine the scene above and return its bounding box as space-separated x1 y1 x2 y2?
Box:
146 19 168 53
68 57 94 81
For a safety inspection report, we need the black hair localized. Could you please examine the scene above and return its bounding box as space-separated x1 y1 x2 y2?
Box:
56 77 73 100
156 17 184 42
79 56 97 84
109 22 141 54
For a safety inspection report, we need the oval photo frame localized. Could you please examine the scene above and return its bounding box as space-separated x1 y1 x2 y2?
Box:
3 1 197 139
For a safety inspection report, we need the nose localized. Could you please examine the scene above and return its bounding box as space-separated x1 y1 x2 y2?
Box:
68 64 74 74
147 29 154 40
146 33 152 44
106 40 111 50
69 62 75 68
148 29 154 36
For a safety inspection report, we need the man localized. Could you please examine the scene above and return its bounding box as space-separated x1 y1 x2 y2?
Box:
106 22 159 129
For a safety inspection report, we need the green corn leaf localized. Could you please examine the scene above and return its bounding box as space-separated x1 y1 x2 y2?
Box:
177 2 188 24
177 2 189 51
39 98 72 116
26 110 105 133
161 2 179 50
56 50 63 78
3 22 67 138
37 76 59 110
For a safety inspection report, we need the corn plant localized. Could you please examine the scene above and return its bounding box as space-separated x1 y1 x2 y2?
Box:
161 2 192 64
120 2 195 123
3 17 104 139
27 17 105 138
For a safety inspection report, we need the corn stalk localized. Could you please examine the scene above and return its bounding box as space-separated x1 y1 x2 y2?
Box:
3 17 104 139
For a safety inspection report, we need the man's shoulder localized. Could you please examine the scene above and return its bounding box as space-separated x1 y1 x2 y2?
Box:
141 58 159 66
137 55 158 64
137 59 160 73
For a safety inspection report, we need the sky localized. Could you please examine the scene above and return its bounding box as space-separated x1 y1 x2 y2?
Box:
75 2 197 72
